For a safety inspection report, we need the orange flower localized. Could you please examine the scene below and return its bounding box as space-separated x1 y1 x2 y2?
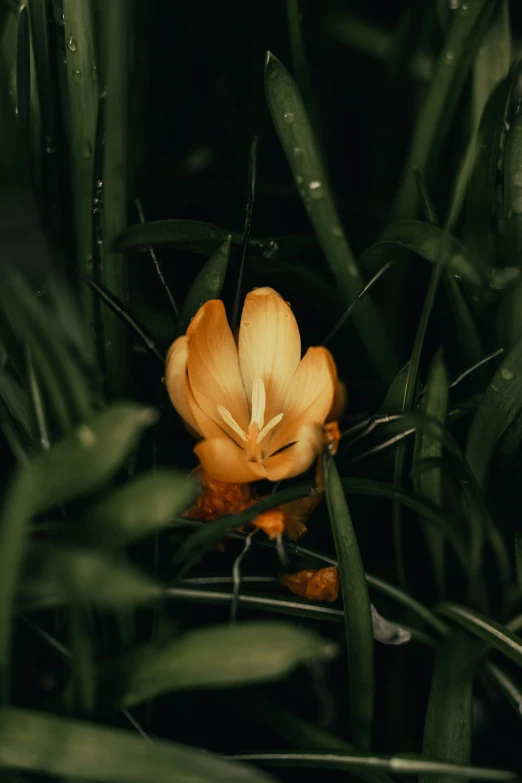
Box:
166 288 339 483
279 567 340 602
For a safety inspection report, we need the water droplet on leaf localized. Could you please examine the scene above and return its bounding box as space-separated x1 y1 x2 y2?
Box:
501 368 514 381
67 35 77 51
73 69 83 83
283 112 295 124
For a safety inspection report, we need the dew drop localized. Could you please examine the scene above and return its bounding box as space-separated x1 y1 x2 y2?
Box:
295 174 303 184
449 0 459 8
67 35 77 52
77 425 96 447
444 50 456 64
262 240 278 259
293 146 303 157
73 68 83 83
501 368 514 381
283 111 295 124
308 180 323 200
36 286 47 297
97 179 103 188
512 195 522 214
514 171 522 188
92 65 98 81
45 135 56 153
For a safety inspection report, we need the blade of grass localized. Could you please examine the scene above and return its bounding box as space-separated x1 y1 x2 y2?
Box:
0 706 276 783
323 454 374 749
232 136 257 330
0 403 156 700
358 220 489 288
62 0 98 324
414 168 483 364
83 275 165 362
466 334 522 485
115 622 335 707
265 50 398 385
135 199 179 318
437 602 522 667
25 344 50 450
413 349 449 596
100 0 131 395
421 631 481 783
227 752 517 780
233 689 395 783
393 0 500 220
180 235 232 334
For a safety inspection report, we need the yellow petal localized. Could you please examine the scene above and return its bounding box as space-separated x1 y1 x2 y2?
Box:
187 300 250 437
238 288 301 422
263 423 323 481
165 336 223 439
265 346 336 456
195 437 267 483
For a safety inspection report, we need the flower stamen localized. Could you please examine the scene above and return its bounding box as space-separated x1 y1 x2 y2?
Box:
217 405 248 442
256 413 283 444
250 377 266 429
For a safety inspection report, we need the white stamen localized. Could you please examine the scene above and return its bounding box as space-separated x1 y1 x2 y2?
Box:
250 377 266 429
217 405 248 441
256 413 283 444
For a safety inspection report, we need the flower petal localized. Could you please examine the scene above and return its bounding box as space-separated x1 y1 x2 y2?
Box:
165 336 223 439
265 346 336 455
194 437 267 483
238 288 301 422
263 423 324 481
187 300 250 435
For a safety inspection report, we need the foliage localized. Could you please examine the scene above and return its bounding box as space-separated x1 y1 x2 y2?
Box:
0 0 521 781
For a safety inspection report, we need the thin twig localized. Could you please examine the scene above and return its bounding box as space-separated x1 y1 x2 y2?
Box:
135 199 179 319
232 136 258 330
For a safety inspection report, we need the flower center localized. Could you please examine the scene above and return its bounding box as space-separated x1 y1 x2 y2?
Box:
217 377 283 461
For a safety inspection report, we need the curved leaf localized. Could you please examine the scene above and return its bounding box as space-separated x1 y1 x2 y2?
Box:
324 455 374 749
359 221 488 288
437 602 522 668
0 707 275 783
75 469 197 548
179 235 231 333
120 621 336 706
265 50 398 384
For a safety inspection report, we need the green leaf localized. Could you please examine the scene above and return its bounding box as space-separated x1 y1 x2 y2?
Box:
0 269 92 430
22 545 161 609
232 689 395 783
393 0 500 220
359 221 488 288
179 235 231 333
324 455 374 749
74 469 197 548
463 72 512 266
437 602 522 668
229 752 517 780
118 621 335 707
414 349 449 594
0 371 31 440
421 631 480 783
264 50 397 385
166 583 413 646
172 482 314 576
25 403 157 515
487 661 522 721
0 706 275 783
0 403 156 698
62 0 98 321
14 5 30 173
466 335 522 485
100 0 131 395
